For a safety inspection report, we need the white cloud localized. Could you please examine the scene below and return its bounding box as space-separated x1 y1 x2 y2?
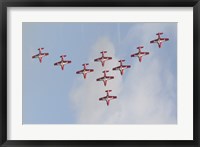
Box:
119 58 177 124
70 37 123 124
70 23 177 124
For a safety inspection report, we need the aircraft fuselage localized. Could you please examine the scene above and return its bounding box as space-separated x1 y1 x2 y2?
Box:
137 52 144 58
37 54 45 58
157 38 165 44
82 70 90 74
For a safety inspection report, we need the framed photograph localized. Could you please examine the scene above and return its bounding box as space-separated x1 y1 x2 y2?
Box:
0 0 199 146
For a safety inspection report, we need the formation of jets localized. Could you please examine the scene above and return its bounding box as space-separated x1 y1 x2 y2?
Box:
32 32 169 106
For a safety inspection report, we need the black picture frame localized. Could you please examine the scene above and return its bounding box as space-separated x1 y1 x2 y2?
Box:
0 0 199 146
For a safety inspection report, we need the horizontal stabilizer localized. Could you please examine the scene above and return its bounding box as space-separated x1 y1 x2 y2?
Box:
82 63 89 66
105 90 112 93
38 48 44 50
60 55 67 58
119 60 125 63
103 70 109 73
137 46 144 49
156 32 163 35
100 51 107 54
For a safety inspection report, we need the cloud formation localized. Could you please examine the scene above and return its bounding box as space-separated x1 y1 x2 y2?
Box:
70 23 177 124
70 37 123 124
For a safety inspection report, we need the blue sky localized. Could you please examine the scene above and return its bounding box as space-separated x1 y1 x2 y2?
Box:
22 22 177 124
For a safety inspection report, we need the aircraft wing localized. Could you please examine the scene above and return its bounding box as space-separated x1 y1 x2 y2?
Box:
108 96 117 99
86 69 94 72
41 53 49 56
32 54 39 58
163 38 169 41
94 57 102 62
104 56 112 60
112 66 120 70
63 60 72 64
131 52 139 57
76 69 84 74
150 39 158 43
141 52 149 55
54 61 61 66
123 65 131 68
99 96 106 101
96 77 104 81
107 76 114 80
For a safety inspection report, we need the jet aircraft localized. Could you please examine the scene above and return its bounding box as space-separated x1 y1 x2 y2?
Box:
131 46 149 62
112 60 131 75
94 51 112 67
54 55 72 70
76 63 94 79
96 70 114 86
32 48 49 63
99 90 117 106
150 32 169 48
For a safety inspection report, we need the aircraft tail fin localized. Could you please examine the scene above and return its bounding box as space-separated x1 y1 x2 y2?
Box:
119 59 125 63
82 63 89 70
38 48 44 51
100 51 107 54
105 90 112 93
137 46 144 49
101 51 107 57
60 55 67 58
82 63 89 67
38 48 44 53
119 60 125 66
103 70 109 73
156 32 163 36
156 32 163 38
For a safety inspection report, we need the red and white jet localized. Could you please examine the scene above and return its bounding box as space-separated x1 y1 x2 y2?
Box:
76 63 94 79
150 32 169 48
99 90 117 106
96 70 114 86
32 48 49 63
112 60 131 75
94 51 112 67
131 46 150 62
54 55 72 70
